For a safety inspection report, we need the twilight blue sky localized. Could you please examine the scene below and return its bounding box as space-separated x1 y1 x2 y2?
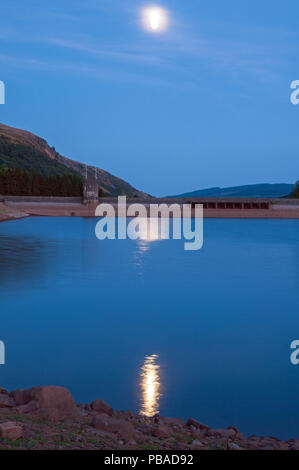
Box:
0 0 298 196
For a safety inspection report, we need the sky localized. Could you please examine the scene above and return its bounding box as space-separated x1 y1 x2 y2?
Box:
0 0 298 196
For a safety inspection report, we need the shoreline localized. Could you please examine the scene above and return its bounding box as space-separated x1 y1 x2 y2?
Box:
0 384 296 450
0 203 30 223
1 200 299 220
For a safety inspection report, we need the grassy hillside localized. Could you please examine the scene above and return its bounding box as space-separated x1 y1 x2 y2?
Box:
0 136 79 178
0 123 148 197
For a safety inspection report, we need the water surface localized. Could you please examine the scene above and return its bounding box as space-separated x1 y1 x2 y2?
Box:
0 217 299 440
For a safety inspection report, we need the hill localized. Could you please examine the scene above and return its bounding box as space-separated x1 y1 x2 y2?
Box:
169 184 294 199
0 123 147 197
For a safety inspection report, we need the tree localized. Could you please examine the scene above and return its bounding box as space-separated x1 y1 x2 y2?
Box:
0 165 83 197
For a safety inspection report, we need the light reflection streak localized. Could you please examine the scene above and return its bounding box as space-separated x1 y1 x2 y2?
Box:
140 354 161 417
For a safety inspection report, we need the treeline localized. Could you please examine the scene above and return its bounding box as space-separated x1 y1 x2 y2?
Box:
0 166 83 197
291 181 299 198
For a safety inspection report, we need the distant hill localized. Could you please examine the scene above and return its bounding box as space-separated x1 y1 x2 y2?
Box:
169 184 294 199
0 123 148 197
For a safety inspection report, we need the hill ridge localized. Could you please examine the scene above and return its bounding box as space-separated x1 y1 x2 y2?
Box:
169 183 294 199
0 123 148 197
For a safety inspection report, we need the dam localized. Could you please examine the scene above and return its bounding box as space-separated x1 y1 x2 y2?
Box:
1 196 299 220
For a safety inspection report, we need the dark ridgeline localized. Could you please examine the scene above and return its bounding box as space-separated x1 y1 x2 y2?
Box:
291 181 299 198
169 183 295 199
0 166 83 197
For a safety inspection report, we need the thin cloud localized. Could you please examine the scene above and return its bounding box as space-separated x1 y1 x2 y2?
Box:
47 37 164 66
1 5 296 93
0 52 202 92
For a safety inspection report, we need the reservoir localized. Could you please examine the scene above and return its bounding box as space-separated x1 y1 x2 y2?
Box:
0 217 298 440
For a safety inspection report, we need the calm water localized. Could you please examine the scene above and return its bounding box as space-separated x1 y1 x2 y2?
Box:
0 216 299 440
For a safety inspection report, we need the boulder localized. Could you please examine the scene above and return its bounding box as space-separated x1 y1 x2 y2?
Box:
227 426 243 439
16 400 37 414
0 394 15 408
11 386 76 411
162 417 185 428
228 442 243 450
10 386 78 421
186 418 211 432
0 422 22 440
91 398 113 416
80 403 92 412
258 438 281 450
192 439 203 448
10 389 32 406
212 428 236 439
92 414 135 441
29 386 77 412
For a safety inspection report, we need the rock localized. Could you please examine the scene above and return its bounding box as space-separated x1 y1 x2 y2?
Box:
134 430 146 443
290 443 299 450
286 438 296 445
29 386 77 412
227 426 243 439
33 407 66 422
10 389 31 406
153 424 173 438
186 418 211 432
0 394 15 408
79 403 92 412
91 398 113 416
199 428 211 439
212 428 236 439
162 417 185 427
258 438 280 450
192 439 203 448
15 400 37 414
128 440 137 446
228 442 243 450
0 387 8 395
123 411 135 421
190 428 202 440
10 386 78 421
0 422 22 440
92 414 135 441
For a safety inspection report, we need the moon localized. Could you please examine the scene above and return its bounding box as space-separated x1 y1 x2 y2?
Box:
141 6 169 33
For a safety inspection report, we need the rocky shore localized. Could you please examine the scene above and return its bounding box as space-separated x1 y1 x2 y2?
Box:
0 202 29 223
0 385 297 450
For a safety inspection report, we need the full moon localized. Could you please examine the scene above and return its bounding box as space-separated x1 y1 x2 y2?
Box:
142 6 169 33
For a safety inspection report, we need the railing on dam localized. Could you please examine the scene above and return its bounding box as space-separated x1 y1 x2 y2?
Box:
188 199 271 210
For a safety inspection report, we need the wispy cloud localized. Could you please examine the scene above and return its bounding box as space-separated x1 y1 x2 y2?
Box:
0 52 202 92
1 1 297 93
46 37 164 66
